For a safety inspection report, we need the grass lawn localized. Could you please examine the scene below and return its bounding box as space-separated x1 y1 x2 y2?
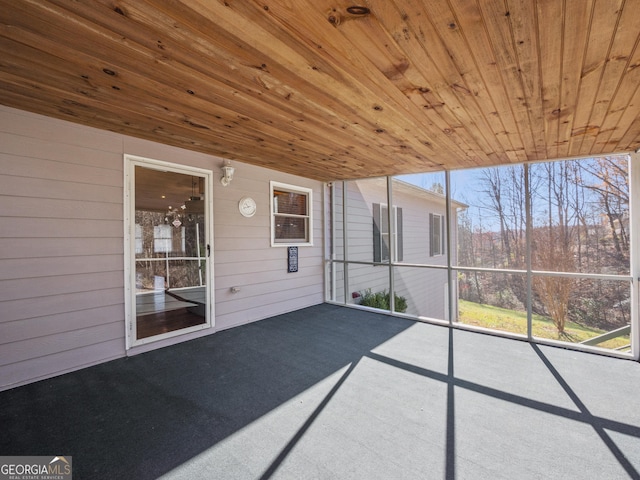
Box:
458 299 630 350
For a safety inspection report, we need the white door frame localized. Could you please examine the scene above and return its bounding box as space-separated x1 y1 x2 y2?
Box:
124 154 215 350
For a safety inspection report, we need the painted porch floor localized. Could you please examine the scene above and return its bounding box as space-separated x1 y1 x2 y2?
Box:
1 304 640 479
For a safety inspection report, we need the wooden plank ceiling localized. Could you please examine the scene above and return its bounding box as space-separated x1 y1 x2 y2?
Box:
1 0 639 181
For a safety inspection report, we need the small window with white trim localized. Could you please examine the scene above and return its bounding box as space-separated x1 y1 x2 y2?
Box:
271 181 313 246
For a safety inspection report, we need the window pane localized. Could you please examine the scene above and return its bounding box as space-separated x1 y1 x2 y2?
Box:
345 178 387 262
274 215 307 241
394 266 448 319
135 259 204 292
274 189 307 215
452 158 630 274
328 260 345 303
380 205 389 233
452 165 526 269
153 224 173 253
380 205 390 262
136 211 204 258
431 214 442 256
456 271 528 337
349 263 390 309
530 158 630 275
451 165 526 270
392 173 448 265
395 172 446 195
532 276 631 351
328 158 633 357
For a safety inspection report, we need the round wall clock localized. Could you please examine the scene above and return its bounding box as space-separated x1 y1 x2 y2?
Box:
239 196 257 217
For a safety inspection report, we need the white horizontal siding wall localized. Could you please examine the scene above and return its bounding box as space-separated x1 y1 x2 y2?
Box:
0 106 324 390
342 180 390 300
0 106 125 389
212 166 324 330
393 186 449 319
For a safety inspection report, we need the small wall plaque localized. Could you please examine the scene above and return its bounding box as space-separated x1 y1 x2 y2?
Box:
288 246 298 273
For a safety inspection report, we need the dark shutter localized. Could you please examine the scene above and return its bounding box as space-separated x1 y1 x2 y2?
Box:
429 213 434 257
441 215 446 255
373 203 381 262
397 207 403 262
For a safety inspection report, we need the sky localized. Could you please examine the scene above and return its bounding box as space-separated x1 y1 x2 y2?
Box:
394 158 628 232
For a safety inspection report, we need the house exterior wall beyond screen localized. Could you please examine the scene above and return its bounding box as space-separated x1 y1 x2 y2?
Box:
332 178 459 320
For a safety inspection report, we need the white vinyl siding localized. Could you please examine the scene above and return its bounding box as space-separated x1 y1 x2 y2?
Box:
0 105 324 390
0 107 125 389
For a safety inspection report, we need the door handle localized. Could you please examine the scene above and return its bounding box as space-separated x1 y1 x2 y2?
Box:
207 244 211 257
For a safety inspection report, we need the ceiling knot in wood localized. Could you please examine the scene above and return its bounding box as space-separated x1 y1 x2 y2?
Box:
327 9 342 26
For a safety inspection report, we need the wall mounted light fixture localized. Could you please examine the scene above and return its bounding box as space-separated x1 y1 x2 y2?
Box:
221 160 235 186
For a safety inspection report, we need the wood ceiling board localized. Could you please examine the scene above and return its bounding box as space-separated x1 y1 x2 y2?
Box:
597 67 640 155
557 0 594 160
0 0 639 181
477 0 537 162
585 0 640 154
440 0 522 163
377 0 503 165
569 0 625 156
114 0 456 174
1 4 377 171
534 0 562 159
331 13 489 168
234 1 457 166
592 43 640 154
1 17 379 178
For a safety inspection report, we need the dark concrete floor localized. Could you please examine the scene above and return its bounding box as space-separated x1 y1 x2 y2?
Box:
2 304 639 479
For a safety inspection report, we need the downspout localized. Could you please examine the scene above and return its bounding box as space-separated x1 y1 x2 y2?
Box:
343 181 349 306
525 164 533 339
387 176 395 312
445 170 453 325
629 153 640 360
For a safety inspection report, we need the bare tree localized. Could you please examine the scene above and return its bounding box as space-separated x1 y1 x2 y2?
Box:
457 208 486 303
580 156 629 264
465 156 629 335
530 162 578 334
480 168 512 266
473 166 529 307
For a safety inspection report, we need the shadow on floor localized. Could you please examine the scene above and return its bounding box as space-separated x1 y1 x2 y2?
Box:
0 304 413 479
2 304 640 479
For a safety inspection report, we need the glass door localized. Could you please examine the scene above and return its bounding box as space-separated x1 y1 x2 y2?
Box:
127 159 212 345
